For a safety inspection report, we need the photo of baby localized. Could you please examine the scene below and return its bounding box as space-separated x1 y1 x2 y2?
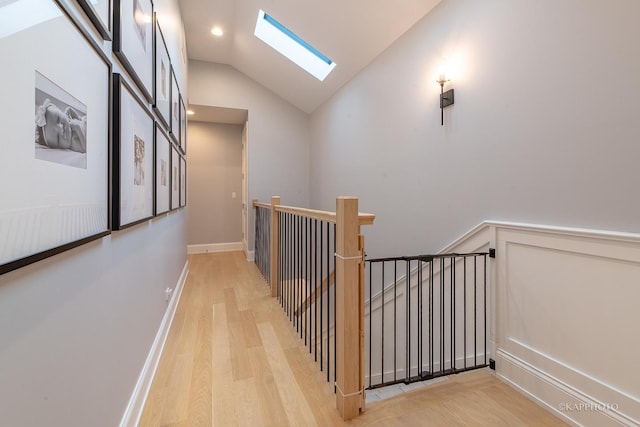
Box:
34 71 87 169
134 135 145 186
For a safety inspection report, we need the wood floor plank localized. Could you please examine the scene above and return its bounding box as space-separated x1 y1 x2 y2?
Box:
211 304 236 427
257 322 317 427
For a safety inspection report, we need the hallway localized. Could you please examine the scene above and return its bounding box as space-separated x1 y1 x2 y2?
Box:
139 252 567 426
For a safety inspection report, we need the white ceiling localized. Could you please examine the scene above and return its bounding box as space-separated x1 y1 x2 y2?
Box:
179 0 442 115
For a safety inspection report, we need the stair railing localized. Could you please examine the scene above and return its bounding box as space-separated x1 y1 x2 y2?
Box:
253 196 375 420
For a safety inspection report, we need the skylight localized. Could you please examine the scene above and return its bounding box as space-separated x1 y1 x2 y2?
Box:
254 9 336 81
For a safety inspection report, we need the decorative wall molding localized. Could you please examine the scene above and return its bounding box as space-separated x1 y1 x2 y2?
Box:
119 260 189 427
493 222 640 426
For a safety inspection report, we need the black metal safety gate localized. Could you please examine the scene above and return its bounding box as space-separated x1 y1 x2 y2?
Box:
365 252 490 389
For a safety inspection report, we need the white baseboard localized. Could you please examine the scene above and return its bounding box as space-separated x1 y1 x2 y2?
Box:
496 349 638 427
187 242 243 254
119 260 189 427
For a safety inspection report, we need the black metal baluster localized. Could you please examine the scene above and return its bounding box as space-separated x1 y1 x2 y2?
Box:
483 254 487 365
320 221 324 372
406 259 411 382
474 254 477 367
394 260 397 383
369 261 373 387
440 257 445 375
452 256 456 372
429 260 434 376
418 259 422 378
314 219 318 360
381 262 385 385
463 256 467 369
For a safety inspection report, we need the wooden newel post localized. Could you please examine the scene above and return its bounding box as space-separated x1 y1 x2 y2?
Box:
335 197 364 419
269 196 281 298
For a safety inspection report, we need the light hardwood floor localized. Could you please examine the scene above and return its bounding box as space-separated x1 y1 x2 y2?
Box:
139 252 567 427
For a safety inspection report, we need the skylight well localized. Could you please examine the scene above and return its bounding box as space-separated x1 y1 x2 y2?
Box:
254 9 336 81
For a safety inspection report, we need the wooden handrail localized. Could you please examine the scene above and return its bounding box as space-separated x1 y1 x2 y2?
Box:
274 204 375 226
252 200 271 209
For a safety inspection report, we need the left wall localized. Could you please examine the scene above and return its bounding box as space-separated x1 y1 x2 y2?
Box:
0 2 188 426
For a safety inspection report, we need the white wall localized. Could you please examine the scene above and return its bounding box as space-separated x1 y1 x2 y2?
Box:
188 60 311 250
187 121 243 245
0 1 189 426
309 0 640 258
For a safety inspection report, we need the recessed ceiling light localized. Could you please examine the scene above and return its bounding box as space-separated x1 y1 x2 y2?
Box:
187 110 195 115
254 9 336 81
211 27 224 37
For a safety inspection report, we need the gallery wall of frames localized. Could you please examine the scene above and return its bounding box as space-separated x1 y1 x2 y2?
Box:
0 0 188 275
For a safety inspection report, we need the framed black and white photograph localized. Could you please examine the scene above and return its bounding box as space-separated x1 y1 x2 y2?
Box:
179 155 187 207
179 94 187 154
155 123 171 215
0 0 111 275
77 0 112 40
169 66 180 144
114 0 154 102
113 74 154 229
170 143 180 210
153 13 171 129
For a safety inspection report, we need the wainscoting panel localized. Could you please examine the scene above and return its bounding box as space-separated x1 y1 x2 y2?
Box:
494 224 640 426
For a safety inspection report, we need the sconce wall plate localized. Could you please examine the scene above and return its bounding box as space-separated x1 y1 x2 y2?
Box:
440 89 454 108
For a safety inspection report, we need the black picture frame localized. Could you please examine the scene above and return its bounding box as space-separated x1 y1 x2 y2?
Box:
154 123 171 215
170 143 180 210
169 66 180 145
179 154 187 207
179 94 187 154
153 13 171 129
0 0 111 275
112 74 155 230
113 0 154 103
76 0 112 40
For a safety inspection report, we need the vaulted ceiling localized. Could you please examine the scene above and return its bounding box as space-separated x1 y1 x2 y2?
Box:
179 0 442 114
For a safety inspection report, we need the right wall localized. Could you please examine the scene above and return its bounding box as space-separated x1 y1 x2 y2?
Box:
310 0 640 258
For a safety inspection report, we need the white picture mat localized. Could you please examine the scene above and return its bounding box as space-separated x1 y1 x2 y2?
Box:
154 20 170 127
118 0 153 98
170 68 179 141
179 95 186 153
170 144 179 209
119 83 154 225
155 126 170 214
179 156 186 206
77 0 110 36
87 0 110 30
0 3 109 265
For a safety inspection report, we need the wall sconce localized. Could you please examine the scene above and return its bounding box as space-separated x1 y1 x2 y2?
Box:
437 74 454 126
